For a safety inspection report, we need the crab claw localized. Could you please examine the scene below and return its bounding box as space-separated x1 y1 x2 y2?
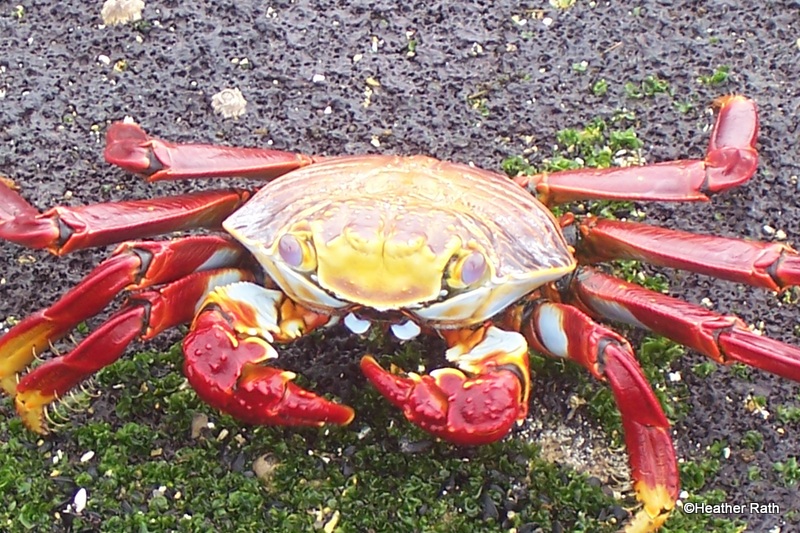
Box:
184 306 354 427
360 355 525 445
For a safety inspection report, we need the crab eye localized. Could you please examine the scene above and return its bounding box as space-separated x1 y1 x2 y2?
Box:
446 251 487 290
460 252 486 285
278 234 316 271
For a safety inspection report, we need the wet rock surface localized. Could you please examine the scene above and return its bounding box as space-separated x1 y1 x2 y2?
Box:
1 1 799 530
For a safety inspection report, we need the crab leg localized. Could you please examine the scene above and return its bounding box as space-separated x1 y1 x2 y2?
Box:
105 122 314 181
576 217 800 291
515 96 758 205
360 326 530 445
568 267 800 382
521 301 677 533
0 236 247 395
0 180 250 255
183 282 354 427
13 268 253 433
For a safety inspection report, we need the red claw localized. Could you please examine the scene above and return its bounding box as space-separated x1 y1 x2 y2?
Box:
184 311 354 427
360 355 524 446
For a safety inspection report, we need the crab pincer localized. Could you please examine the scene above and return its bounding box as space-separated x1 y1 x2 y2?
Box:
361 357 525 445
361 326 530 446
183 283 355 427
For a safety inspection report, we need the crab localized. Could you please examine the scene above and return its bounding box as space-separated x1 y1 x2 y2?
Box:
1 95 799 532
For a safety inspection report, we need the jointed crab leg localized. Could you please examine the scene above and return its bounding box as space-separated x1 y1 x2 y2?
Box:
516 95 758 205
105 122 314 181
568 267 800 382
0 180 250 255
13 267 253 433
0 236 247 395
521 301 677 533
576 217 800 291
183 282 355 427
360 326 530 446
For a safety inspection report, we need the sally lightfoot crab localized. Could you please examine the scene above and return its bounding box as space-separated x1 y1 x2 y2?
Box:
1 95 799 532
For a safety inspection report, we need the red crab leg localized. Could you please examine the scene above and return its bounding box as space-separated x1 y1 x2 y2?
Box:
576 217 800 292
515 95 758 205
568 267 800 382
105 122 315 181
183 282 354 427
0 180 250 255
0 236 246 395
360 326 530 445
13 268 253 433
520 301 677 533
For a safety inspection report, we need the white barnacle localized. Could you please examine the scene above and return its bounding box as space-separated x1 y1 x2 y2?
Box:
101 0 145 26
211 88 248 119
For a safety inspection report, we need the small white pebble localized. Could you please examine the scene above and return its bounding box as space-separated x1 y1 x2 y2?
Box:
762 224 776 236
723 447 731 459
542 17 554 26
311 74 326 83
97 54 111 66
679 490 689 499
668 371 682 382
775 229 787 240
80 451 95 463
73 488 87 514
370 136 381 148
352 53 363 63
323 106 332 115
700 297 714 309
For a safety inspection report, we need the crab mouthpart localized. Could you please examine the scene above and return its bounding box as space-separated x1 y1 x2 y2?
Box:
343 312 371 334
390 320 421 340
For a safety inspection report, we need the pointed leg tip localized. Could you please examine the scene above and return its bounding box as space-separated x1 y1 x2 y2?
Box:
624 481 675 533
1 374 19 395
15 390 53 434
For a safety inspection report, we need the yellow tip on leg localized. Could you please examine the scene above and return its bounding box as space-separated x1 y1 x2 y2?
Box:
624 482 675 533
15 389 55 434
1 374 19 395
0 316 61 395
